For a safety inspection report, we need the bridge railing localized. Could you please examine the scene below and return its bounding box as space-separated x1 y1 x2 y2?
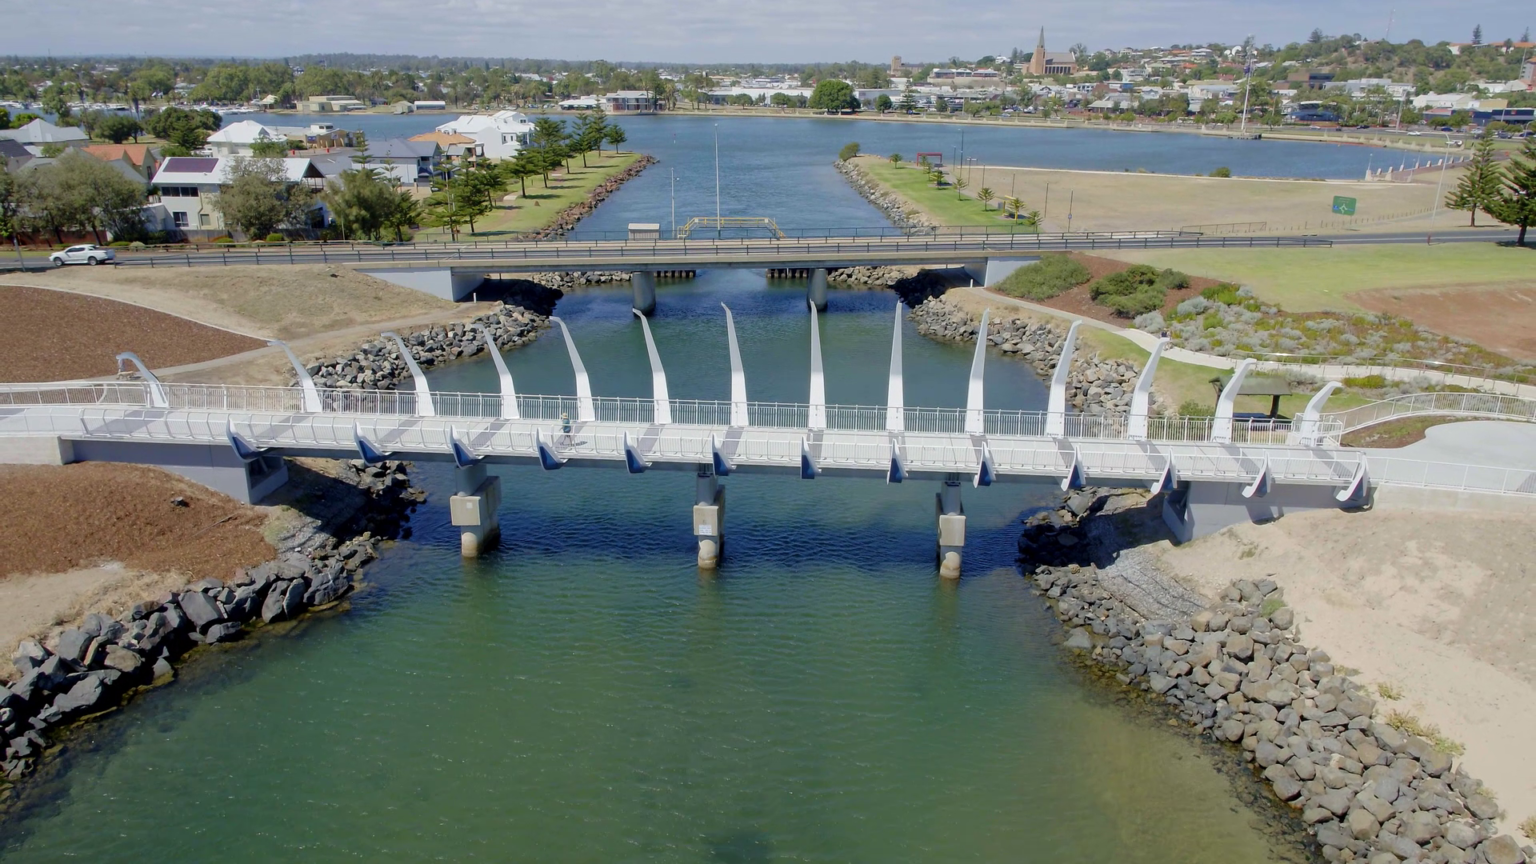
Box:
1324 392 1536 433
0 382 1337 445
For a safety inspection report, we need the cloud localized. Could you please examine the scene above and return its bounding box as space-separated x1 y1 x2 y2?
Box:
5 0 1527 62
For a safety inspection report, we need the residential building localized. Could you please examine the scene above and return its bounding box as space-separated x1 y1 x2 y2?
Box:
1325 78 1413 99
80 144 162 182
408 131 482 160
205 119 291 156
433 110 533 160
603 91 656 113
0 118 89 156
0 138 32 171
558 96 603 111
149 156 329 236
1524 60 1536 84
1027 29 1078 76
362 138 441 181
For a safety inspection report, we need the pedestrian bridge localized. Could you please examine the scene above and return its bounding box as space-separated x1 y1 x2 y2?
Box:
2 306 1531 575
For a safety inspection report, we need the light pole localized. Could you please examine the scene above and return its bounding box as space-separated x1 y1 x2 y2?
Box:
714 123 721 239
671 168 676 239
1429 130 1453 235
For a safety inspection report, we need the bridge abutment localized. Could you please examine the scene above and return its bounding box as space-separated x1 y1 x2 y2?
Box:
693 469 726 570
632 272 657 316
449 463 502 558
807 268 829 312
1161 480 1365 543
936 479 965 579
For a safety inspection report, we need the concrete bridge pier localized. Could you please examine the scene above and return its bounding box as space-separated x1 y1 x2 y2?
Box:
693 468 726 569
935 479 966 579
632 272 657 316
449 463 502 558
807 268 829 312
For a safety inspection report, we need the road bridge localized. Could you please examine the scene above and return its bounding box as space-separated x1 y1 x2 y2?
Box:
4 308 1531 575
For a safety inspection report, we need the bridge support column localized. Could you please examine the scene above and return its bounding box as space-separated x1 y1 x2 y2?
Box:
449 463 502 558
693 468 726 570
936 479 965 579
807 268 828 312
632 271 657 316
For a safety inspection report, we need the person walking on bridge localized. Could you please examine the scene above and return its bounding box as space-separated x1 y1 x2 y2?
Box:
559 412 574 446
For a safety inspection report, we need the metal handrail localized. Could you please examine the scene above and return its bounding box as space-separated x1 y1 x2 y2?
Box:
0 381 1335 445
1324 392 1536 433
1242 353 1536 389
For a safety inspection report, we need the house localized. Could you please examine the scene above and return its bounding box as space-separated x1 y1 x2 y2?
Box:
603 91 656 113
0 118 89 156
559 96 603 111
204 120 291 156
81 144 162 182
149 156 329 237
433 110 533 160
0 138 32 171
391 100 416 114
297 95 366 113
409 131 482 160
362 138 441 181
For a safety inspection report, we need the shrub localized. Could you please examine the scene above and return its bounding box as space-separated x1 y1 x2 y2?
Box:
1134 311 1166 332
1200 283 1243 305
1153 269 1190 291
1210 166 1232 178
1087 265 1188 318
108 240 131 247
1100 289 1165 317
1089 264 1160 300
1174 296 1211 317
838 141 861 162
1344 374 1388 389
212 236 234 243
1178 400 1214 417
994 254 1091 300
264 233 286 243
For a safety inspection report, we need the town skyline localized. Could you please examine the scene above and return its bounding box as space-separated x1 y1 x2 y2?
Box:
5 0 1531 64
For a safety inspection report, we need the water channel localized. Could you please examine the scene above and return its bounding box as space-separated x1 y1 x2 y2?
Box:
0 118 1343 860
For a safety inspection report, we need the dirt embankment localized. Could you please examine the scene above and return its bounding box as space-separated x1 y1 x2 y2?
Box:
0 463 275 678
0 286 266 382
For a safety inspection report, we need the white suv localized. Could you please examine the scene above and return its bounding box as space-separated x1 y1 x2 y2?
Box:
50 244 116 267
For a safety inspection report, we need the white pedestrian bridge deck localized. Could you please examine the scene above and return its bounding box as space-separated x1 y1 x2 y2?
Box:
2 381 1532 499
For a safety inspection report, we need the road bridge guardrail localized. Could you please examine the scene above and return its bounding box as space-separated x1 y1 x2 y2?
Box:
95 234 1332 270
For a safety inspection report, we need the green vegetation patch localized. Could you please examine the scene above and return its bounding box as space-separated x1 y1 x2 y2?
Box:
993 254 1091 300
1088 265 1189 318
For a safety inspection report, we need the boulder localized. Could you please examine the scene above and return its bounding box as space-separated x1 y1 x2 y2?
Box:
1313 789 1353 817
1064 628 1093 651
1272 776 1303 801
54 628 91 664
203 621 242 644
261 580 292 623
1355 791 1396 823
225 585 262 622
102 646 143 674
1345 807 1380 841
281 579 308 619
52 675 107 718
177 591 224 631
1269 607 1295 630
1315 820 1353 850
304 562 351 607
1484 835 1527 864
1401 810 1442 844
151 658 174 681
1444 821 1480 850
1466 793 1500 821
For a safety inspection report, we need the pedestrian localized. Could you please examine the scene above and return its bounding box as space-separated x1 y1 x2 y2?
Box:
559 411 573 446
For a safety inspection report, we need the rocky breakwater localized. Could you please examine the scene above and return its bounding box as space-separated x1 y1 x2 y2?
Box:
834 159 935 232
304 301 550 392
529 154 658 240
828 265 952 305
0 460 424 786
517 271 631 291
910 298 1147 416
1020 490 1533 864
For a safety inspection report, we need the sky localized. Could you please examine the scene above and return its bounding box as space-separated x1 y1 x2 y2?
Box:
4 0 1531 63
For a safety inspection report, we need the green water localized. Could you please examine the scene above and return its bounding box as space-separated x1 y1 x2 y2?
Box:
0 280 1296 861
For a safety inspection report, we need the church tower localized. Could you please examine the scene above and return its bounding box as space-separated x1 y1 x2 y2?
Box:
1029 28 1047 75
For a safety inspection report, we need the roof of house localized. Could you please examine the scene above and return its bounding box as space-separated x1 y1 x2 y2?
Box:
435 110 532 135
0 118 89 144
409 131 476 147
364 138 438 160
0 138 31 160
81 144 157 167
151 156 319 186
205 120 285 145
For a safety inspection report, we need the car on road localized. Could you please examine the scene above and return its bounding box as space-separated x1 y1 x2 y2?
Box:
49 244 115 267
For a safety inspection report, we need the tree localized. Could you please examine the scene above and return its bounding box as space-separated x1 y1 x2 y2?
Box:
21 151 148 244
889 153 902 167
423 177 489 240
321 167 397 240
144 107 220 152
603 125 627 154
898 89 918 114
505 151 540 196
875 94 893 113
95 115 142 144
1471 25 1483 45
384 190 422 242
459 160 510 210
808 80 858 113
249 140 289 158
977 187 994 209
570 111 608 166
1445 132 1504 227
1488 136 1536 245
210 158 314 240
952 174 968 200
1210 166 1232 178
838 142 860 162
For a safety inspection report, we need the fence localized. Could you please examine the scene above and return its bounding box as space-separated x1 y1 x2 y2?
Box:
1325 392 1536 433
0 382 1332 445
1238 353 1536 391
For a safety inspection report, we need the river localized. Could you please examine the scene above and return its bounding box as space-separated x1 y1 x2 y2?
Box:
0 122 1328 861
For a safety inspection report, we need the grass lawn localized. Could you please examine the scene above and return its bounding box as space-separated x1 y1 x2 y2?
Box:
418 151 642 241
1102 244 1536 313
852 156 1036 231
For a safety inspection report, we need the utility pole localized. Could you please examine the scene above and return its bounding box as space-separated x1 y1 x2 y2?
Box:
713 123 721 239
671 168 676 239
1067 190 1074 232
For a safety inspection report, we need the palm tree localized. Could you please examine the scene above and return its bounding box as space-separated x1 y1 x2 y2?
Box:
889 153 902 167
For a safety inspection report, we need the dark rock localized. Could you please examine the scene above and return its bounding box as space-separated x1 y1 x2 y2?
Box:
261 580 292 623
52 675 107 718
54 628 91 664
282 579 309 619
178 591 224 631
203 621 243 644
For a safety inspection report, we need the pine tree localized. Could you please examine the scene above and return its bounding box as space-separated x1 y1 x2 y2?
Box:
1471 25 1483 45
1445 132 1504 227
1488 136 1536 246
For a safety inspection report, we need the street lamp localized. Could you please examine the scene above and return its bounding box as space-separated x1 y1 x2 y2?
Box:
1429 130 1454 236
714 123 721 239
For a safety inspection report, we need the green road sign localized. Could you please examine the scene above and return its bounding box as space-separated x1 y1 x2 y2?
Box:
1332 196 1358 216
